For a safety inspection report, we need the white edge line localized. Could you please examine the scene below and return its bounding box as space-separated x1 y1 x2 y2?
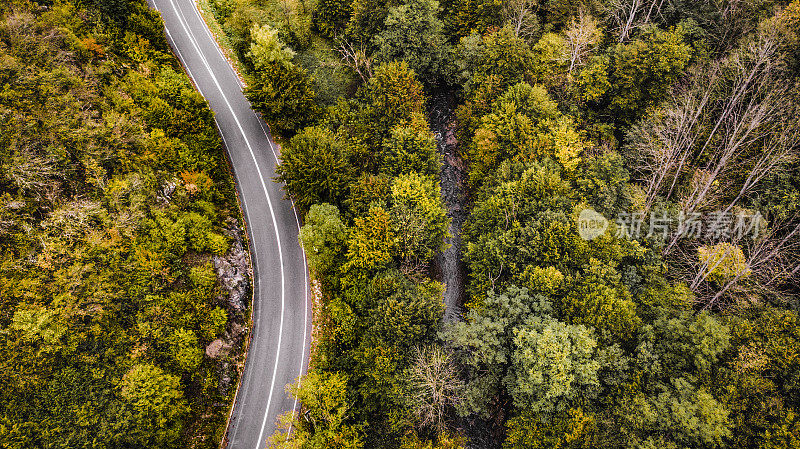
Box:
215 123 257 446
162 0 309 446
171 25 255 446
287 204 309 439
188 0 246 90
160 1 286 448
256 118 311 439
167 9 253 446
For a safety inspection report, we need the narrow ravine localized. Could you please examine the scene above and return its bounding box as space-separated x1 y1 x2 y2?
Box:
430 92 468 322
431 93 500 449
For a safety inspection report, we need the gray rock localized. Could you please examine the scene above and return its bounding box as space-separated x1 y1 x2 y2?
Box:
206 338 233 359
213 218 251 313
157 180 177 204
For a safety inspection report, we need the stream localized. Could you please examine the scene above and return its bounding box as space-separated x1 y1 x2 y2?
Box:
429 92 468 322
430 92 500 449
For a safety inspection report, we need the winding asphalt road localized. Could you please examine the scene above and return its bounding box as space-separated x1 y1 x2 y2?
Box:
146 0 311 447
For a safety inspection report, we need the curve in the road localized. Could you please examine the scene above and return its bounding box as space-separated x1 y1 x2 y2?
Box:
147 0 311 447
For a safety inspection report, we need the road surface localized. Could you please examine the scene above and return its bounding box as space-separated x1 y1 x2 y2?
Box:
146 0 312 447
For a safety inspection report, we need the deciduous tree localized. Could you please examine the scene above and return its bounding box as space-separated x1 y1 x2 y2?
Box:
509 316 600 414
390 173 449 269
374 0 454 86
277 126 353 213
113 364 189 448
300 203 348 275
270 371 364 448
245 25 317 133
344 205 397 273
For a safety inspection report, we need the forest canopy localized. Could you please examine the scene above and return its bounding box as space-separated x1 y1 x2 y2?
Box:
4 0 800 447
199 0 800 446
0 0 248 447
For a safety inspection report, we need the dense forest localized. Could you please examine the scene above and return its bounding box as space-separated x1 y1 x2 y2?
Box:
4 0 800 447
204 0 800 447
0 0 250 447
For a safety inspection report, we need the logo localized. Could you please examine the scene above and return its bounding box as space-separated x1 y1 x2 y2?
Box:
578 208 608 241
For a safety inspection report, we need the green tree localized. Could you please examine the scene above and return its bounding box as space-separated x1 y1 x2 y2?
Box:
719 308 800 448
609 26 693 120
443 286 552 417
504 407 597 449
374 0 454 86
464 208 586 303
576 151 631 216
92 0 132 24
344 173 393 216
458 27 535 95
299 203 348 275
247 24 296 70
530 32 568 91
698 242 750 286
277 126 353 213
509 316 600 414
313 0 353 37
245 25 316 133
545 118 587 176
366 279 444 352
10 303 68 354
246 63 317 134
168 328 203 371
365 60 427 140
379 124 440 178
344 205 397 274
573 55 611 103
559 259 641 344
466 95 536 188
390 173 449 268
464 82 560 188
623 378 731 448
440 0 503 37
113 364 189 448
270 371 364 448
636 310 731 381
345 0 399 43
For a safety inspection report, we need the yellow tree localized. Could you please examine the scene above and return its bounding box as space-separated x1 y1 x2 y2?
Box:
344 205 397 273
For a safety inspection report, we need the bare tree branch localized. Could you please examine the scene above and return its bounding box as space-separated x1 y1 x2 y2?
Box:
406 345 463 434
604 0 666 42
627 32 799 255
502 0 540 40
332 37 373 83
564 10 602 73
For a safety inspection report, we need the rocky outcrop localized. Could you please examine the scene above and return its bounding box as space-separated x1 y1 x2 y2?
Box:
206 338 233 359
213 217 251 314
208 218 252 396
